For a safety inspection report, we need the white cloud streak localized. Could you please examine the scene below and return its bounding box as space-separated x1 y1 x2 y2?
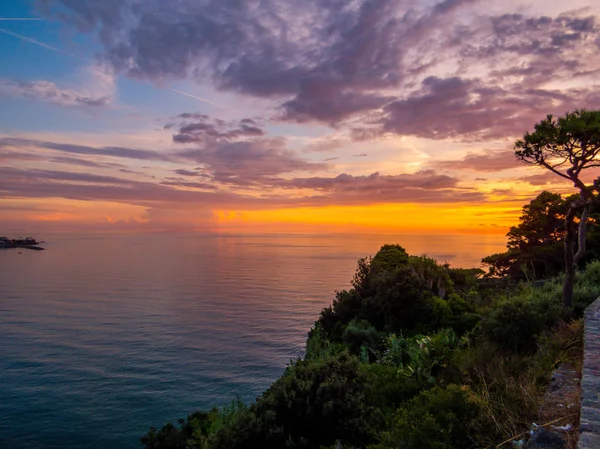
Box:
0 27 60 53
171 88 226 109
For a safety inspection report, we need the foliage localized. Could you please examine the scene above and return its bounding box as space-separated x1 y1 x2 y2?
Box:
245 354 374 449
515 109 600 306
380 329 460 384
515 110 600 177
317 246 468 342
341 318 380 356
141 407 230 449
482 191 568 280
370 385 483 449
478 291 564 353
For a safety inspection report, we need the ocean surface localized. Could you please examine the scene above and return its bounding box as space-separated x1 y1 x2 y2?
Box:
0 232 506 449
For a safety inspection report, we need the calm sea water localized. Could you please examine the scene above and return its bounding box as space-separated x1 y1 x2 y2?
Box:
0 233 506 449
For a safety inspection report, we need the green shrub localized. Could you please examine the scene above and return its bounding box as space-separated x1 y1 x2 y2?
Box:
249 354 374 449
362 363 423 411
370 385 482 449
342 318 380 355
305 323 345 361
142 408 222 449
478 291 564 353
380 329 459 384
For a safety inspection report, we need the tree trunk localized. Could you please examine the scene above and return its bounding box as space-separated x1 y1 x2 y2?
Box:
562 208 576 308
562 200 590 308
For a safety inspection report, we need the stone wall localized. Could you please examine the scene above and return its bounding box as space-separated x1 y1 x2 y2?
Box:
578 297 600 448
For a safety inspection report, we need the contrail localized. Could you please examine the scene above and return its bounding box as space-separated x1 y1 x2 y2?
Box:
171 88 226 109
0 27 61 53
0 18 45 21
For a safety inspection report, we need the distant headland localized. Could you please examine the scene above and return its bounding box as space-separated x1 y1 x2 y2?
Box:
0 237 45 251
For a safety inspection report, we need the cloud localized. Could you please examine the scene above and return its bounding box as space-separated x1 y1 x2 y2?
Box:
518 172 566 186
174 169 207 177
167 114 328 186
160 180 218 190
0 63 115 107
42 1 600 138
0 27 61 52
434 150 518 172
37 1 472 121
372 76 599 140
0 162 482 209
270 170 458 191
176 138 327 186
249 170 485 205
0 137 173 161
0 165 242 207
172 115 266 144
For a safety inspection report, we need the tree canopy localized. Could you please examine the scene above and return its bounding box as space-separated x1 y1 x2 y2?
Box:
515 109 600 306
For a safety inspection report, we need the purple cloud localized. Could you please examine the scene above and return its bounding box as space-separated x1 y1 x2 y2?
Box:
0 137 174 162
433 150 518 172
172 116 266 144
176 138 328 186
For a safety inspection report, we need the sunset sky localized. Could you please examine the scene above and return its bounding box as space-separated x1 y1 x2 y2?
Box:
1 0 600 234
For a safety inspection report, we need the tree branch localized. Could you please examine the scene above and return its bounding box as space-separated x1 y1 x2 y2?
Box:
574 203 590 264
539 160 573 181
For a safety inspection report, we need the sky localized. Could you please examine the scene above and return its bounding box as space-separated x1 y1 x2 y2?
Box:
1 0 599 235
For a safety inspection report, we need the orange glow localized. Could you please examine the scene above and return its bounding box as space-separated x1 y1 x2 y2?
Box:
1 194 535 235
212 202 521 234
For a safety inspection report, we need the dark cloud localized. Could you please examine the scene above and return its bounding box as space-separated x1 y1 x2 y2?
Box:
434 150 517 172
518 172 565 186
53 156 125 169
0 165 240 207
280 86 392 124
39 1 600 137
0 137 173 162
39 0 477 124
0 166 132 185
176 138 328 186
167 114 329 186
119 168 156 179
172 115 266 144
270 170 458 191
353 153 368 157
0 163 483 208
0 149 43 162
0 148 126 168
252 169 486 205
160 180 218 190
373 76 598 140
174 169 205 177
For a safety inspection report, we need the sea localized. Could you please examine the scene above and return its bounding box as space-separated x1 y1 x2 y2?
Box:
0 232 506 449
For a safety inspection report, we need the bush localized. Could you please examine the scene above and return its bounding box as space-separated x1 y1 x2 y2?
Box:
478 290 565 353
246 354 374 449
362 363 423 411
142 408 222 449
370 385 482 449
305 323 345 361
573 261 600 314
342 318 380 355
380 329 460 384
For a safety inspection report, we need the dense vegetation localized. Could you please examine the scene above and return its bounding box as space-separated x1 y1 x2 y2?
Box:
141 190 600 448
514 109 600 306
482 191 600 281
